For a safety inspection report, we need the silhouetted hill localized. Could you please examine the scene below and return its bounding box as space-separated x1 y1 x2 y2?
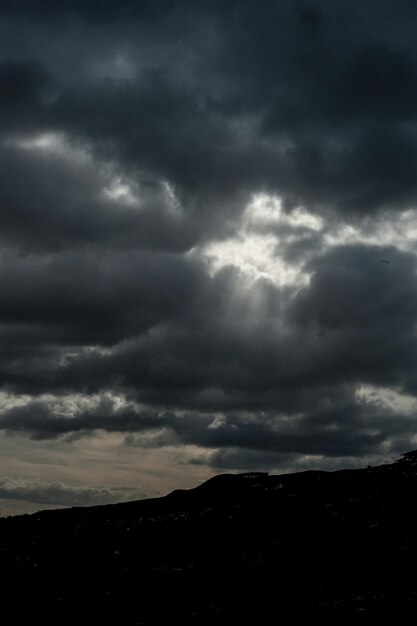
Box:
2 457 417 623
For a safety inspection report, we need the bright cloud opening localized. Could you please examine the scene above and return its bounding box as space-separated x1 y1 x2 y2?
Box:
202 194 319 286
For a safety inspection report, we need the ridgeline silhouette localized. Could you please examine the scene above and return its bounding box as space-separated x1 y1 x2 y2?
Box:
2 454 417 622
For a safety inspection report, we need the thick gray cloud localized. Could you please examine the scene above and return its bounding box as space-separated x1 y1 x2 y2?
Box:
0 143 196 252
1 0 417 506
2 1 417 221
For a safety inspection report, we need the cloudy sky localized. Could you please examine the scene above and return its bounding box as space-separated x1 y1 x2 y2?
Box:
2 0 417 514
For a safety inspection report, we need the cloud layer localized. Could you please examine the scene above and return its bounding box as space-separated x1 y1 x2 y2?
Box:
1 1 417 511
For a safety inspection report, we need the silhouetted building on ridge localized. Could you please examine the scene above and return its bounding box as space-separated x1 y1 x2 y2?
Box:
239 472 269 479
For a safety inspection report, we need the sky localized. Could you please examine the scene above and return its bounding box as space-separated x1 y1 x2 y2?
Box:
1 0 417 515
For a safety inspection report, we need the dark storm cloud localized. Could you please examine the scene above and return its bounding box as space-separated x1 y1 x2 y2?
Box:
1 242 417 466
0 392 379 452
2 383 416 470
0 60 51 129
0 0 185 20
3 0 417 225
0 143 195 252
191 449 299 472
0 398 166 440
2 0 417 472
0 248 203 357
53 245 416 411
291 245 417 392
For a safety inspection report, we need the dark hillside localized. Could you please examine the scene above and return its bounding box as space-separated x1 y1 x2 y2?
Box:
2 458 417 623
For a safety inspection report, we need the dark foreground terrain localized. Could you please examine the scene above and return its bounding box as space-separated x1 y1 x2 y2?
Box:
2 456 417 623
